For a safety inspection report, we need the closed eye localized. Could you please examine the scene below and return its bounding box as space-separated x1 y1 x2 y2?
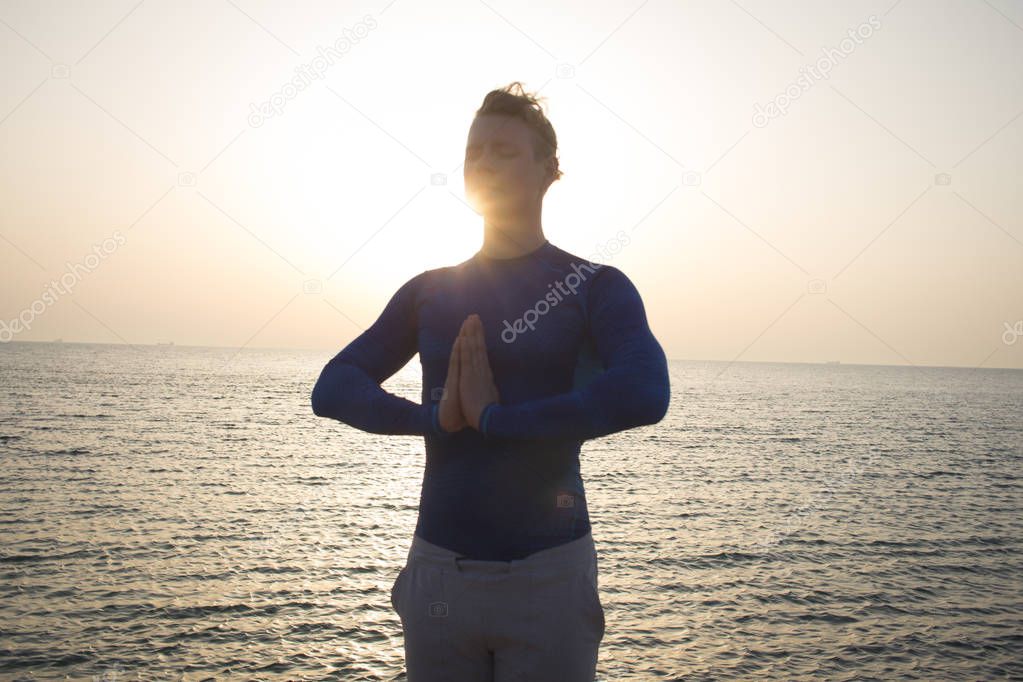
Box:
465 144 516 160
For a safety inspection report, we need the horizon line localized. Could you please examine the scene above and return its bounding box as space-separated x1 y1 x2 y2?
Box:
2 339 1019 372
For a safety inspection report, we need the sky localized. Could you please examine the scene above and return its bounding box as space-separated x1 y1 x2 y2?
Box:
1 0 1021 369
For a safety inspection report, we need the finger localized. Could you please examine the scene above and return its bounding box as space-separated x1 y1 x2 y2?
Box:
460 331 472 376
457 319 472 379
473 316 490 375
474 316 491 368
455 318 468 348
470 319 483 373
463 318 475 363
446 336 460 387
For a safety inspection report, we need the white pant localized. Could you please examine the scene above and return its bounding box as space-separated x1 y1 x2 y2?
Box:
391 531 605 682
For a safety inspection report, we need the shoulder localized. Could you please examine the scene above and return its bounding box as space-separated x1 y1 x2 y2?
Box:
541 243 621 288
391 263 467 306
546 248 633 297
416 263 462 293
542 245 643 321
398 263 461 290
585 263 640 306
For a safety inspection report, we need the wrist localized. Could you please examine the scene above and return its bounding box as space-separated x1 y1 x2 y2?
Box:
430 403 455 437
478 402 499 436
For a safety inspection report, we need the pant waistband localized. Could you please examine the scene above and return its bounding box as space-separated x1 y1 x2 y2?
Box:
407 532 596 574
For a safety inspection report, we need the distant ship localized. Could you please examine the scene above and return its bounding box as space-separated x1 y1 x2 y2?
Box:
155 341 175 346
824 360 841 365
52 338 63 343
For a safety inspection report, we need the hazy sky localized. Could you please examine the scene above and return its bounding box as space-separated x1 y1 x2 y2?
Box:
1 0 1021 369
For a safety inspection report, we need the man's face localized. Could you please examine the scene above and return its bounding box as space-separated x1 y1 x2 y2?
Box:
463 114 553 216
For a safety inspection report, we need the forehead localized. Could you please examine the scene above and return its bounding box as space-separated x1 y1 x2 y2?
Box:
466 114 535 146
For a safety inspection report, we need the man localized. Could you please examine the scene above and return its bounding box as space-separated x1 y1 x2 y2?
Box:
311 81 670 681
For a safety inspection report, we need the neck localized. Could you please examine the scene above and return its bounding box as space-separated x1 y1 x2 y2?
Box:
479 210 546 259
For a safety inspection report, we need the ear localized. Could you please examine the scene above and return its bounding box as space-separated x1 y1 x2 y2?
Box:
541 157 557 193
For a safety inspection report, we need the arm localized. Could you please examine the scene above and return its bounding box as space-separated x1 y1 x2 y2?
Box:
478 265 670 442
310 271 450 437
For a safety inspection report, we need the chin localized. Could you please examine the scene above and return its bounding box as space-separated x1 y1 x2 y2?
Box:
467 192 503 214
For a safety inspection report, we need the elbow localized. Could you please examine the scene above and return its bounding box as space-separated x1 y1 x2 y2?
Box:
310 369 341 419
636 384 669 427
627 346 671 428
311 359 361 421
651 358 671 423
626 372 670 428
650 381 670 424
310 381 328 418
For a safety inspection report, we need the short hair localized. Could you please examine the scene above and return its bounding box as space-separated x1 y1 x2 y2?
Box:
474 81 563 184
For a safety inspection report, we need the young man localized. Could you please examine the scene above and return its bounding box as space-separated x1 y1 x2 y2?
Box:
311 82 670 681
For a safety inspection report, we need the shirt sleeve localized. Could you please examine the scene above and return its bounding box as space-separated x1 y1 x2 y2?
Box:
311 271 452 437
478 265 670 442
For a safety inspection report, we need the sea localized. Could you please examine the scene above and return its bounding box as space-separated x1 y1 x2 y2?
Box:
1 341 1021 681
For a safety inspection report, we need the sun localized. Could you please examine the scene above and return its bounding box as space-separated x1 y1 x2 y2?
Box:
342 183 483 291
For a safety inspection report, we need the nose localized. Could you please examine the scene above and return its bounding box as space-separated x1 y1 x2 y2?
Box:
470 149 496 171
467 157 496 182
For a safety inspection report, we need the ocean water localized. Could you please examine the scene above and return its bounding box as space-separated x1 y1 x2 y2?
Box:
1 341 1021 681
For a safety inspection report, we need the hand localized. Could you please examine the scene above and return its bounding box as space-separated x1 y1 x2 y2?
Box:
437 320 470 433
458 314 501 430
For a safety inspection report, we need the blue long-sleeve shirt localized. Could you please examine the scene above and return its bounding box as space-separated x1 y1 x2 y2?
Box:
311 239 670 560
